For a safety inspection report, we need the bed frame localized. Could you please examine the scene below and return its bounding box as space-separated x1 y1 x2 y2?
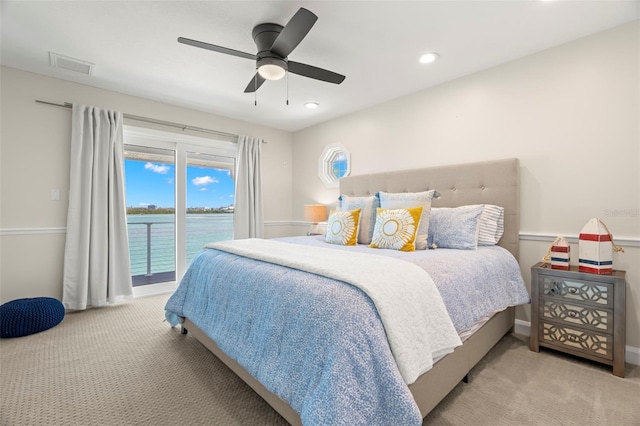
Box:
182 158 521 424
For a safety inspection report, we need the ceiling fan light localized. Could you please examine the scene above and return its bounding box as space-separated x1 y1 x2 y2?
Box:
258 64 286 80
419 52 439 64
304 102 319 109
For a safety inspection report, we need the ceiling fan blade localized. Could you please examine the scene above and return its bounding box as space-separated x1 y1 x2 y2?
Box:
244 72 267 93
288 61 345 84
270 8 318 58
178 37 256 60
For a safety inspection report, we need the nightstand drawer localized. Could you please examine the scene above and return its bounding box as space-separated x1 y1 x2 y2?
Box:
540 300 613 333
540 276 612 308
541 321 612 360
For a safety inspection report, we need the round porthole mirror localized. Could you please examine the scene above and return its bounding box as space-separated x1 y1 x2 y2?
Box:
318 143 350 188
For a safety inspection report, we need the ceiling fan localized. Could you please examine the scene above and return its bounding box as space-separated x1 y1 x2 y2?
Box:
178 7 346 93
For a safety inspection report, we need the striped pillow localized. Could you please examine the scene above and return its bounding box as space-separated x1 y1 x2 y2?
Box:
478 205 505 245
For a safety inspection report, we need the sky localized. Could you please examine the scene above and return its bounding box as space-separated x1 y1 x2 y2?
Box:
124 159 235 209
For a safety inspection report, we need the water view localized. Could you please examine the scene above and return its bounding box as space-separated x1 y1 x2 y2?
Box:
127 213 233 277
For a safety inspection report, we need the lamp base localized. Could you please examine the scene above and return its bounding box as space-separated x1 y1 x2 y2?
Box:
308 223 326 236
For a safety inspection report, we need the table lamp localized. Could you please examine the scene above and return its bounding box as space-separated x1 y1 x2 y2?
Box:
303 204 327 235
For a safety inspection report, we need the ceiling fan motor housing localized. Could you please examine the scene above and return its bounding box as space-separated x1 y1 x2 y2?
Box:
253 23 286 60
253 23 288 79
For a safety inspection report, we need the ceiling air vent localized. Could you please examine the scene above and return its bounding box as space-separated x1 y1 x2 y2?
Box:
49 52 94 75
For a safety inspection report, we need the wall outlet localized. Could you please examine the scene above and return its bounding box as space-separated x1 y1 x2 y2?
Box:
51 189 60 201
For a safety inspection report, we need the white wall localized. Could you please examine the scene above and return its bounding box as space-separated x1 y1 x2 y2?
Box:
1 21 637 358
292 22 640 351
0 66 293 302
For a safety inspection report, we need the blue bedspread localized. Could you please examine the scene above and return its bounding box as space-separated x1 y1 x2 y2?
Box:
165 249 422 425
165 237 529 425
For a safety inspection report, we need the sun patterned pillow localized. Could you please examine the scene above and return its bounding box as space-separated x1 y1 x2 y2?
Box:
370 207 423 252
325 208 361 246
428 205 484 250
338 195 379 244
377 190 440 250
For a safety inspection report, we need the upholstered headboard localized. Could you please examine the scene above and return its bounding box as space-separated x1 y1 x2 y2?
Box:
339 158 520 260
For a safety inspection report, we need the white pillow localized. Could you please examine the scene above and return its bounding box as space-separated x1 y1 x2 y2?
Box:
428 205 484 250
338 195 379 244
377 190 440 250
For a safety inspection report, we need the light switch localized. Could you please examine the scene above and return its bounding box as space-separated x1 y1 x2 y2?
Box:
51 189 60 201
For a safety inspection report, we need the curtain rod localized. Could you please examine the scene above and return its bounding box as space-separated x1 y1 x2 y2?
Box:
35 99 250 142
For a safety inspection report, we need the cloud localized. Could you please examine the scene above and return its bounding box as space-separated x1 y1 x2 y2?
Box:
192 176 218 186
145 162 170 174
200 188 207 191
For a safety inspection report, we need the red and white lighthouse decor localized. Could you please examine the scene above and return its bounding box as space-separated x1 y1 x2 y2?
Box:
550 237 570 270
578 218 624 275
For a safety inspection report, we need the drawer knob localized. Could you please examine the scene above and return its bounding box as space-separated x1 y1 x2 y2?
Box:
568 335 580 343
568 311 578 318
568 287 578 294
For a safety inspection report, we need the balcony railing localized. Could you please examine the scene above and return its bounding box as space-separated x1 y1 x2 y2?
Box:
127 213 234 286
127 221 175 286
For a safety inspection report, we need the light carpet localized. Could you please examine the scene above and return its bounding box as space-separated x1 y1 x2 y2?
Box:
1 294 638 425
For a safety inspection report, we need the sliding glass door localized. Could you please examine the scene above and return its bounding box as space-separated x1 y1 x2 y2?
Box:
123 127 237 296
124 146 176 287
185 151 235 266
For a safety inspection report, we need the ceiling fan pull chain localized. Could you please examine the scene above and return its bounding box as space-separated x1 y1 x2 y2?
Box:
254 72 258 106
286 72 289 106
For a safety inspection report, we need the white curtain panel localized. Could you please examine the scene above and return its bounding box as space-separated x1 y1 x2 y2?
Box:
233 135 264 239
62 104 132 310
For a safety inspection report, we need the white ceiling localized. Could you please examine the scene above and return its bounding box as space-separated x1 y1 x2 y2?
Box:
1 1 638 132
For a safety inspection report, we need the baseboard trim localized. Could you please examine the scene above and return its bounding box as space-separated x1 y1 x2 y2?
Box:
513 319 640 366
513 319 531 337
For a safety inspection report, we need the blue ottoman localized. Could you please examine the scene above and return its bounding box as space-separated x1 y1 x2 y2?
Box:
0 297 65 338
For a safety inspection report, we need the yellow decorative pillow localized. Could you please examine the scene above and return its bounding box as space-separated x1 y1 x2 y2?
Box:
370 207 423 251
325 208 361 246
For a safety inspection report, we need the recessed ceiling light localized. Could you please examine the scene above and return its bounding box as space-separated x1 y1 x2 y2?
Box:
419 52 439 64
304 102 319 109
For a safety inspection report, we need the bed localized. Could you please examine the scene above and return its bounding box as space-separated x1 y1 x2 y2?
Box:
165 158 529 425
